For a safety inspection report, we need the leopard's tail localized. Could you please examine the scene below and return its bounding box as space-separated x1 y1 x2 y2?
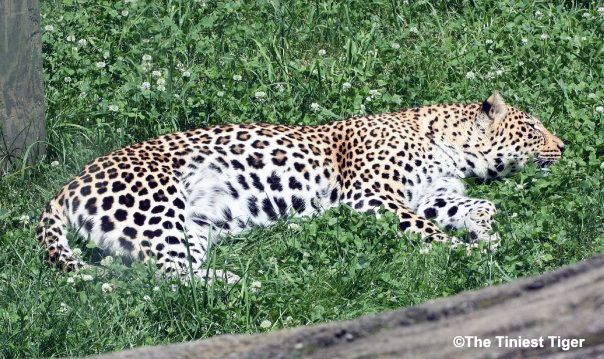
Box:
36 198 88 271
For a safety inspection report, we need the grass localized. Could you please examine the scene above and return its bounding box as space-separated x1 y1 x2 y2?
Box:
1 0 603 357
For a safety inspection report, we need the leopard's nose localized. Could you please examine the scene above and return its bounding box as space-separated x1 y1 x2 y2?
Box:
557 143 565 154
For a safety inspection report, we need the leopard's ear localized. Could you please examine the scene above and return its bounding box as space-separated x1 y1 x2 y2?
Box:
481 91 508 123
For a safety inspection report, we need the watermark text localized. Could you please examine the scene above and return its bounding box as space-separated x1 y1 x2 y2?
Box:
453 336 585 351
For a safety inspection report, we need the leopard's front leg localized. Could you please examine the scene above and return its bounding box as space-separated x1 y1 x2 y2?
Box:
414 178 500 251
345 194 466 248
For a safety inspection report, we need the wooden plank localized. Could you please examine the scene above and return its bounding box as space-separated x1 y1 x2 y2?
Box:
87 253 604 359
0 0 45 173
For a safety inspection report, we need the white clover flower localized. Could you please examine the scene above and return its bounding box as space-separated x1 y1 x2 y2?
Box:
142 62 152 72
51 160 60 167
268 256 277 265
58 16 64 22
171 284 178 292
81 274 93 281
284 316 293 323
44 25 54 32
288 223 300 230
521 38 528 45
600 162 604 170
103 51 110 59
495 69 503 76
596 106 604 113
153 286 160 291
260 320 272 329
64 75 73 83
588 93 597 99
255 91 266 100
232 74 242 81
275 83 285 93
419 246 430 255
78 39 87 46
369 89 380 98
66 277 75 284
540 34 548 40
19 214 30 225
518 61 525 66
581 37 586 41
466 71 476 80
516 183 525 190
360 104 366 113
485 39 494 45
310 102 321 113
403 0 409 4
72 46 78 52
483 72 493 81
217 91 225 97
157 85 166 92
582 12 591 19
598 7 604 15
534 10 543 19
66 35 75 42
182 70 191 78
142 54 152 62
143 295 152 302
121 10 129 16
409 26 418 34
79 92 87 99
510 212 518 218
365 96 372 102
156 78 166 86
101 283 114 293
342 82 352 91
303 251 310 258
72 248 82 257
59 303 68 313
391 42 400 49
100 255 114 265
250 280 262 293
152 70 162 78
96 61 106 69
318 49 326 56
140 81 151 90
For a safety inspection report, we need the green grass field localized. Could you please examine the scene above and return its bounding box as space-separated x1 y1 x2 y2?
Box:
1 0 603 357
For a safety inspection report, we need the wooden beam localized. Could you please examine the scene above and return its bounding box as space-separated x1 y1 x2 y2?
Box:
88 253 604 359
0 0 45 173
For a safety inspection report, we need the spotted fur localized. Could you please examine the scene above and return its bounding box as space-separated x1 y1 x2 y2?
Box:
36 92 564 282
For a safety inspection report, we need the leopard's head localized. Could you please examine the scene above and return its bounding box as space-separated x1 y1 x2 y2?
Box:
474 91 565 177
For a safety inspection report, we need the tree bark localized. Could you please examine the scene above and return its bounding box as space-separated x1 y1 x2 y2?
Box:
88 253 604 359
0 0 45 173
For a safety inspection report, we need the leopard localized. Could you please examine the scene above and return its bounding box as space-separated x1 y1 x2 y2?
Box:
36 91 564 283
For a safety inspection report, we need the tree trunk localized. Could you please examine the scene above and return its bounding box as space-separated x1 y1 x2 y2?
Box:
0 0 45 173
88 253 604 359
